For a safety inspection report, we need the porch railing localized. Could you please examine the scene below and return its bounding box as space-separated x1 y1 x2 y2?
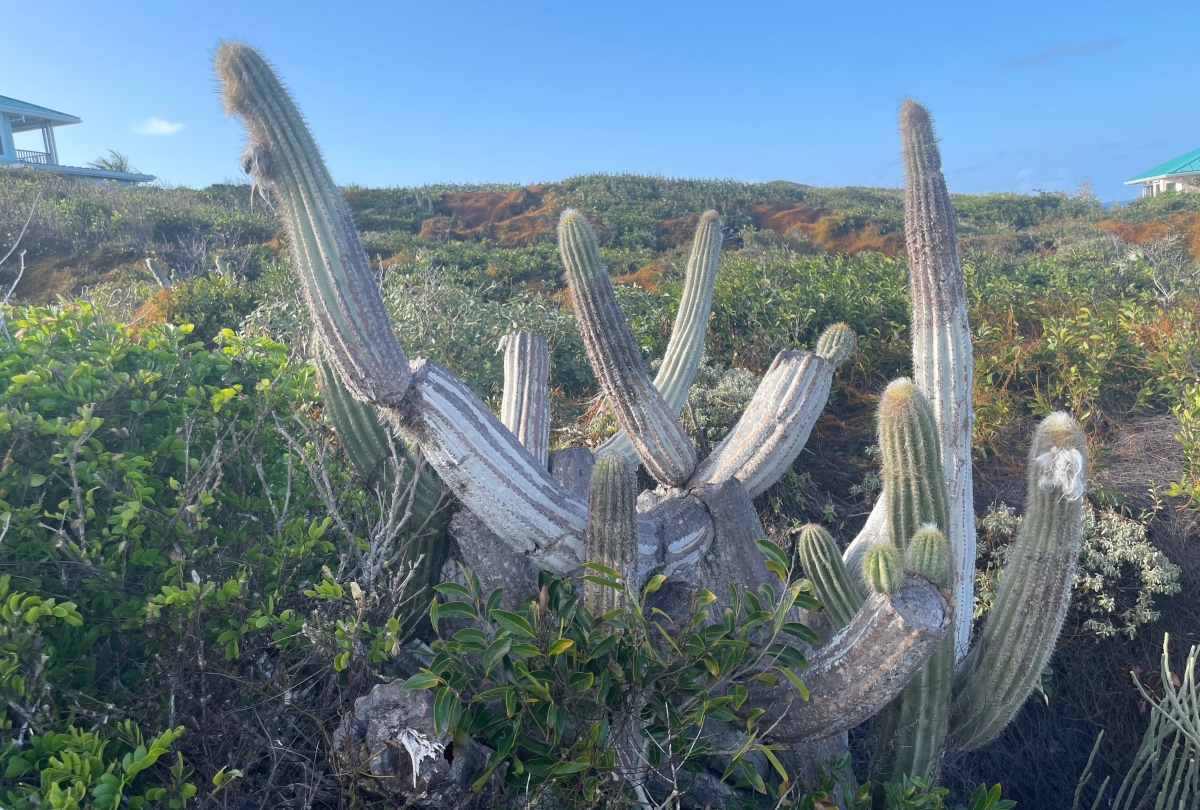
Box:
16 149 51 165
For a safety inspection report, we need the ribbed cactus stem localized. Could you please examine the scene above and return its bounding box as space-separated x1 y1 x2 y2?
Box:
901 98 976 656
879 378 950 552
584 456 638 616
558 210 696 486
215 42 412 407
688 348 836 497
498 332 551 469
862 544 901 595
948 412 1087 752
874 376 954 786
796 523 862 630
905 526 951 588
815 322 857 368
598 210 722 465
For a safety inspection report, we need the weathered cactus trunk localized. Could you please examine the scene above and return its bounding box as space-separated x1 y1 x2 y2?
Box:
498 332 551 468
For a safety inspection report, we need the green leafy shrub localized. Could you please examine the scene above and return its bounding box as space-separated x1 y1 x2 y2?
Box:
163 274 260 345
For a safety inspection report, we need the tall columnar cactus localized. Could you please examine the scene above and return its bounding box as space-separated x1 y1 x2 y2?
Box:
217 42 1076 803
598 210 723 465
583 456 639 616
498 332 551 469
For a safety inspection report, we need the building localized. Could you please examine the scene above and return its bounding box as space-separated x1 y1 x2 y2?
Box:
1125 147 1200 197
0 94 154 184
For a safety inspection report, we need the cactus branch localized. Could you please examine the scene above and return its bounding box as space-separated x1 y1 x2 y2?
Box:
598 210 723 465
796 523 862 631
745 578 951 744
583 456 639 616
558 210 697 486
498 332 552 469
901 99 976 656
948 412 1087 751
215 41 411 407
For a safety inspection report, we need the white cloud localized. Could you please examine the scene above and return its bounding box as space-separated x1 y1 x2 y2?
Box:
133 116 184 136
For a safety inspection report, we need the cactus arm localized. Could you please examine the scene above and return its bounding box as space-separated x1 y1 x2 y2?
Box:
215 42 411 407
558 211 697 486
583 456 639 616
842 497 889 590
395 358 590 573
597 210 723 465
871 377 954 782
948 413 1087 752
498 332 552 469
745 578 951 744
900 99 976 657
796 523 862 630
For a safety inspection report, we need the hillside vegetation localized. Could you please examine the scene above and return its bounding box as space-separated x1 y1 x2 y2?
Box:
2 166 1200 807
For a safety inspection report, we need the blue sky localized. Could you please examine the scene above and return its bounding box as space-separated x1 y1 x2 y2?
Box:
4 1 1197 201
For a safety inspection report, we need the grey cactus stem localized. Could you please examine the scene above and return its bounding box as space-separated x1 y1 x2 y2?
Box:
498 332 551 469
584 456 638 616
901 98 975 656
743 578 950 743
598 210 723 465
948 412 1087 751
796 523 862 630
215 42 412 407
558 210 697 486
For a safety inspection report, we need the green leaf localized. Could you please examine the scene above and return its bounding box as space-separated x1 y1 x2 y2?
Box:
767 643 807 669
569 672 594 692
775 666 810 701
433 582 472 600
781 622 820 645
548 637 574 656
642 574 667 596
491 609 535 638
403 671 442 690
482 636 511 671
28 474 45 487
434 687 452 736
754 537 789 568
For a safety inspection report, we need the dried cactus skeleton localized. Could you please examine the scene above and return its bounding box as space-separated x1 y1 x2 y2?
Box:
215 40 1086 801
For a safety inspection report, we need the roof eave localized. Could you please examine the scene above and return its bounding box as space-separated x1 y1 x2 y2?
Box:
1125 170 1200 185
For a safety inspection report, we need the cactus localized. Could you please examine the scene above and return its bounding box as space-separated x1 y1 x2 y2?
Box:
796 523 861 629
216 43 1080 801
313 352 451 631
598 210 722 465
862 544 901 595
583 456 639 616
498 332 551 468
906 527 951 588
559 211 697 486
948 412 1087 751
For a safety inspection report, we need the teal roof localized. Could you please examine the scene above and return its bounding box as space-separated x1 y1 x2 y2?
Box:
1126 147 1200 183
0 95 80 125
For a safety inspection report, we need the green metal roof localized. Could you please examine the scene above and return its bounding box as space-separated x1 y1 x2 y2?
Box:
1126 147 1200 183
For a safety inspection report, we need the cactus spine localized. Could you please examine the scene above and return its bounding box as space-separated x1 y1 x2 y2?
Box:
559 210 697 486
815 322 857 367
598 210 722 465
948 413 1086 750
584 456 638 616
906 527 951 588
862 544 902 595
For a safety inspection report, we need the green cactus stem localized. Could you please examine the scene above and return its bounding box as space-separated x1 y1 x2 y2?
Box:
862 544 902 595
879 379 950 552
215 42 412 409
598 210 722 465
815 322 857 367
584 455 639 616
314 352 450 633
559 210 697 486
905 526 951 588
901 99 976 655
948 412 1087 751
796 523 862 630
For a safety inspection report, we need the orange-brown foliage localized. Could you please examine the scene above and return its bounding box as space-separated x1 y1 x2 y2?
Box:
131 287 173 331
611 262 662 292
749 203 903 256
1099 212 1200 259
417 186 555 246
